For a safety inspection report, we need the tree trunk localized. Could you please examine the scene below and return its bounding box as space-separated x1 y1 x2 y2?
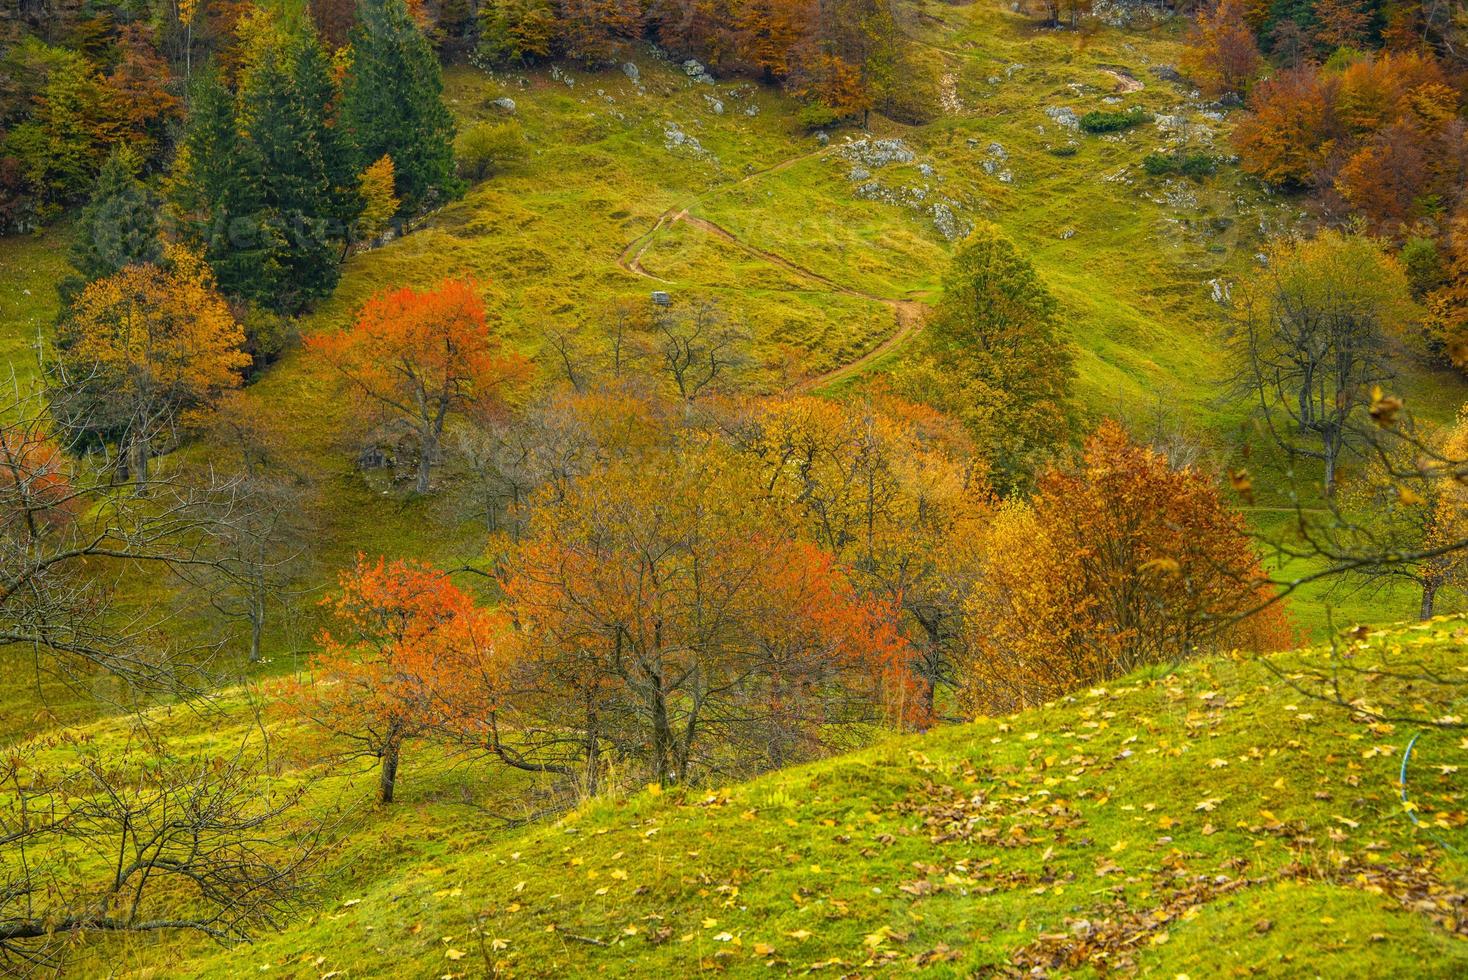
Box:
650 689 673 787
1421 580 1439 621
131 432 149 496
379 738 401 804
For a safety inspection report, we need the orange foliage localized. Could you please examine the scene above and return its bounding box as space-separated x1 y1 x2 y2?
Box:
1236 51 1468 232
1179 0 1262 98
0 428 75 535
58 246 248 488
308 278 532 493
285 555 513 802
497 443 915 786
1232 67 1332 188
961 421 1292 715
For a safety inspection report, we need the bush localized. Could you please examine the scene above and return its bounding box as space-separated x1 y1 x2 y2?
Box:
797 102 842 132
1142 150 1220 179
240 304 297 376
454 121 527 182
1402 237 1446 299
1079 106 1151 134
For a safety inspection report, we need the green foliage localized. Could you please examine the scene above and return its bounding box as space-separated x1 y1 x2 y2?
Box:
476 0 558 65
239 303 298 376
1079 106 1151 133
1402 236 1447 299
797 102 842 131
897 223 1075 494
170 12 360 313
67 145 161 286
454 121 528 182
1 51 118 218
342 0 462 214
1142 150 1221 179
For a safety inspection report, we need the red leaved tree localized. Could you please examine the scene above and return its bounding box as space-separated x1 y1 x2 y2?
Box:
309 278 532 494
285 555 513 803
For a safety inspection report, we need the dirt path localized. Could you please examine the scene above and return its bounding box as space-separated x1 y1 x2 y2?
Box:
616 147 927 390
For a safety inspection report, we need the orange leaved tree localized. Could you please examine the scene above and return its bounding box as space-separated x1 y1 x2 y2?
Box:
746 392 990 721
961 421 1292 714
55 245 249 491
285 555 512 803
497 443 913 789
309 278 532 493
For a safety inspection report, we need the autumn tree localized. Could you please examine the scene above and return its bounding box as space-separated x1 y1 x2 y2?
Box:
53 246 250 491
496 444 913 788
1337 412 1468 618
286 556 512 803
1181 0 1264 98
961 421 1292 714
309 278 533 494
1232 67 1333 188
896 223 1074 494
559 0 646 65
1232 229 1416 493
476 0 559 64
341 0 461 215
745 393 989 720
1427 210 1468 367
104 24 183 161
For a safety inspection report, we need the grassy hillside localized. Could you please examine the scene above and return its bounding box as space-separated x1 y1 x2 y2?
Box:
37 616 1468 976
0 3 1462 639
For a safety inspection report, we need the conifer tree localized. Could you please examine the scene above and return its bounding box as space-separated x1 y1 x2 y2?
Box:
341 0 461 215
231 10 360 311
69 145 161 286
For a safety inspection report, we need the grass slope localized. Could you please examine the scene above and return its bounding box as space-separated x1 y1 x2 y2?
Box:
47 617 1468 976
1 4 1464 636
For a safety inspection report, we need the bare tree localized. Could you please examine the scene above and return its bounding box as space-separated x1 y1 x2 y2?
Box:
651 298 752 402
0 737 321 972
1 377 240 696
1230 231 1414 494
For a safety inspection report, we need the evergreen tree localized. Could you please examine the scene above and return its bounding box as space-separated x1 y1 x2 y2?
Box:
167 63 269 303
896 223 1075 494
232 10 360 311
69 145 161 286
342 0 461 215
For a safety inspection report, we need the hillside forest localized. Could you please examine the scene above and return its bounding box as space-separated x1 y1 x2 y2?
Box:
2 0 1468 975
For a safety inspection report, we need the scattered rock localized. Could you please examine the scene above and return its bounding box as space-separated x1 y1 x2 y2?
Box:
490 97 517 113
1060 227 1077 240
838 137 916 168
663 122 713 160
1208 278 1232 304
1045 105 1080 130
703 95 724 115
622 62 640 82
683 59 715 84
651 291 673 307
1150 65 1185 85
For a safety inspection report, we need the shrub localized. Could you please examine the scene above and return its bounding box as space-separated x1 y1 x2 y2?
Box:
454 121 527 182
797 102 842 132
1142 150 1220 179
1079 106 1151 133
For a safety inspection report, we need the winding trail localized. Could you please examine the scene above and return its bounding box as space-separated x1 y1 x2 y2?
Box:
615 147 928 391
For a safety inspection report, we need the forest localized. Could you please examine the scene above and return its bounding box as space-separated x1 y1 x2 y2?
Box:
1 0 1467 975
